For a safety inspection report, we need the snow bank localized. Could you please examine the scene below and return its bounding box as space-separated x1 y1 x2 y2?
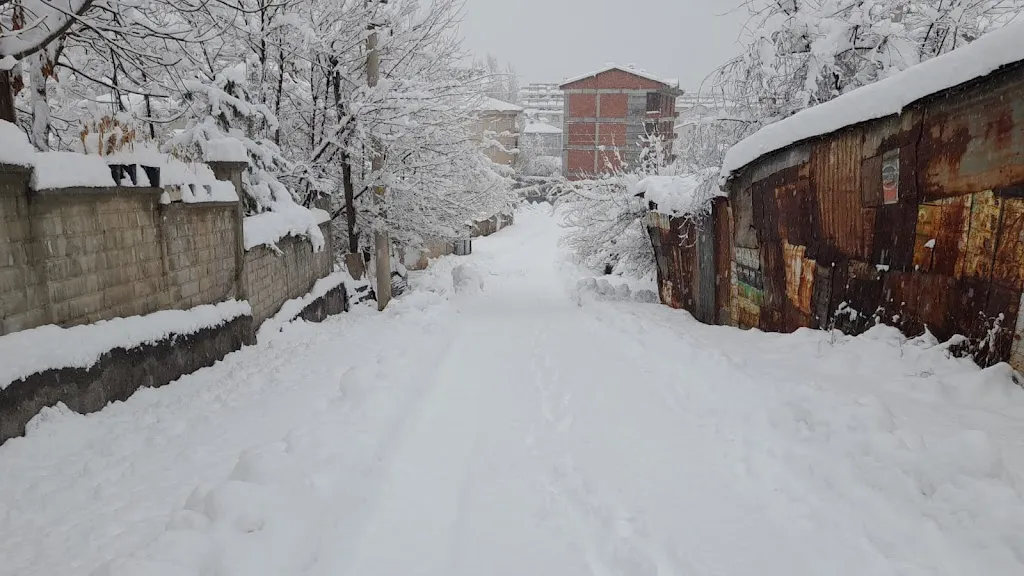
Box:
0 300 252 390
0 120 35 166
632 173 722 216
452 264 484 293
30 152 116 189
243 202 326 252
257 271 349 342
721 19 1024 183
575 276 658 304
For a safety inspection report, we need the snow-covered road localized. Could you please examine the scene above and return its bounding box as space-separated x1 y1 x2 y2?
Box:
3 207 1024 576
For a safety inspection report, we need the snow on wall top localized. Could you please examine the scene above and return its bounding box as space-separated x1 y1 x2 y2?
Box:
524 122 562 134
633 173 723 217
561 64 679 89
720 19 1024 185
0 120 35 167
243 199 326 253
476 97 523 113
203 138 249 163
0 300 252 390
31 152 116 189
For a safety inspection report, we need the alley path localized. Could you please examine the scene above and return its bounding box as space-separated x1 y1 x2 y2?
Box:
2 207 1024 576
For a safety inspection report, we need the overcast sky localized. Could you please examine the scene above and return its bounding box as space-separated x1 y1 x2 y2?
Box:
457 0 750 92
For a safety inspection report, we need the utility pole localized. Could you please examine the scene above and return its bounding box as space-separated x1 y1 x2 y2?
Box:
366 0 392 311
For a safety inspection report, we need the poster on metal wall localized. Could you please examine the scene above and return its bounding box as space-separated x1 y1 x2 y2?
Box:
882 149 900 204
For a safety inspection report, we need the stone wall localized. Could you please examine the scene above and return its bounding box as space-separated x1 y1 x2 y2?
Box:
0 171 240 335
0 167 44 334
242 223 334 326
0 314 254 444
1 161 336 338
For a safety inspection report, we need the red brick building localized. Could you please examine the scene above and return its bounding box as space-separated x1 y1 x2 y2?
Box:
560 65 682 180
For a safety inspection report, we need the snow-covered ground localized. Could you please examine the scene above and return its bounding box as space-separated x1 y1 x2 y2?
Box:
2 206 1024 576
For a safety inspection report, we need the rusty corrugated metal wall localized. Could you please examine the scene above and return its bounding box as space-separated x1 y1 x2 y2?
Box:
722 62 1024 369
647 206 728 323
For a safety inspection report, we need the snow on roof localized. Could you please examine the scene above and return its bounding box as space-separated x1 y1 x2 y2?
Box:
561 64 679 89
476 97 523 113
524 122 562 134
633 172 723 216
0 120 36 167
720 19 1024 184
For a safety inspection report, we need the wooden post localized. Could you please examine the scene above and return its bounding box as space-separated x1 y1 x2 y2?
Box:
367 3 391 311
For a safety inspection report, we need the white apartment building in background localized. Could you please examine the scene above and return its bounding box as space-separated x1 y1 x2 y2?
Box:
518 83 564 127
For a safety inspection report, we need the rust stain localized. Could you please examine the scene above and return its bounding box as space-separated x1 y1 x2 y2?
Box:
913 195 969 275
960 190 1001 282
783 241 816 315
992 196 1024 291
919 76 1024 199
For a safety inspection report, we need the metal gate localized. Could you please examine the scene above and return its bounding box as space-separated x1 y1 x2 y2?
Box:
695 214 717 324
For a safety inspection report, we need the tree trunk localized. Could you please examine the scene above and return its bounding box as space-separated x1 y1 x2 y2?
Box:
341 151 358 253
0 70 15 123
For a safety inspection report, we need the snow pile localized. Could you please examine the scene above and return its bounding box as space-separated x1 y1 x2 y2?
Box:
0 300 252 390
0 120 36 166
575 276 658 304
203 137 249 163
632 172 722 216
243 197 326 252
451 264 484 293
95 442 325 576
30 152 116 190
256 270 350 342
721 18 1024 182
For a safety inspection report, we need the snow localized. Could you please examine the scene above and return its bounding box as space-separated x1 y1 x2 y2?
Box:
632 173 722 216
256 271 350 342
2 207 1024 576
30 151 116 189
925 238 937 249
523 121 562 134
102 143 168 167
561 63 679 88
0 300 251 390
0 120 35 166
243 201 326 252
721 19 1024 183
310 207 331 225
203 137 249 163
476 96 523 113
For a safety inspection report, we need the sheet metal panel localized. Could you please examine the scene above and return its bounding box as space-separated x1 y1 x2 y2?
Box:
812 127 867 260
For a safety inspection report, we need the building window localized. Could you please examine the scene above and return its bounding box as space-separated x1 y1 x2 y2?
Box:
646 92 661 113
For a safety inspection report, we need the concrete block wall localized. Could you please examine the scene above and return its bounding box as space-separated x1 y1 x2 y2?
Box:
242 223 333 326
0 161 335 337
0 167 45 334
160 203 239 310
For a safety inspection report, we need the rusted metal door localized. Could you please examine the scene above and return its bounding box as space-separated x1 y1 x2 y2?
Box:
695 214 717 324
